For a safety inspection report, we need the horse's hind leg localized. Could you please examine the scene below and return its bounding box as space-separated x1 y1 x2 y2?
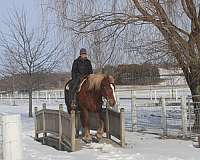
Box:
96 113 104 140
80 109 92 143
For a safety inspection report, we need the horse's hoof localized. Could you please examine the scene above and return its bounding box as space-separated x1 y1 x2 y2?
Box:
82 137 92 144
92 136 100 143
96 133 103 141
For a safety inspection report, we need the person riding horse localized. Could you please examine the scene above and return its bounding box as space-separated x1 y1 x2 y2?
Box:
69 48 93 108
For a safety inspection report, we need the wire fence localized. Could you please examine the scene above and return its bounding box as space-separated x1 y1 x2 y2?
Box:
118 96 200 140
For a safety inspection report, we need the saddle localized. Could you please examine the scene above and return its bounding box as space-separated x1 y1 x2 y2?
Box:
65 76 88 93
77 76 87 92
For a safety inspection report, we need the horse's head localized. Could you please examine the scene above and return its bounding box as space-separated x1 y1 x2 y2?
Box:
101 75 116 107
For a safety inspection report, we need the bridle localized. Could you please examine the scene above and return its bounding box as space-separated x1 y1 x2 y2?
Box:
102 83 116 105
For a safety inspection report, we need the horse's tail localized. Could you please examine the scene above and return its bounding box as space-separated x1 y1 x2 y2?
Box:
64 80 72 114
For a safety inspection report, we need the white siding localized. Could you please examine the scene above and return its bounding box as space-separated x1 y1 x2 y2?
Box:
0 116 3 160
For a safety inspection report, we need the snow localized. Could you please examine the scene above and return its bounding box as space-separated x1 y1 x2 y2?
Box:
0 104 200 160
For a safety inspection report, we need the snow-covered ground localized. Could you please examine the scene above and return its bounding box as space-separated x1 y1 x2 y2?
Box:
0 104 200 160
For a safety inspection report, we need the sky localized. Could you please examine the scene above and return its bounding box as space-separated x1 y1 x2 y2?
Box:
0 0 68 72
0 0 41 27
0 0 41 22
0 0 43 41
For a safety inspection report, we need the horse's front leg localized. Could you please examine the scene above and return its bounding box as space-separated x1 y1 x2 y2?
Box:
80 108 92 143
96 112 104 141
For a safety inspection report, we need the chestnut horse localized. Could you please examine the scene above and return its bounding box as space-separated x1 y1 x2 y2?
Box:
64 74 116 142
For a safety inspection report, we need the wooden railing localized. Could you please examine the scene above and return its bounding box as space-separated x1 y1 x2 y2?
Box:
34 104 76 151
34 104 125 152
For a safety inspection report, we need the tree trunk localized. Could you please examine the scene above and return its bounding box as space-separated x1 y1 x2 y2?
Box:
28 88 33 117
185 72 200 133
189 84 200 133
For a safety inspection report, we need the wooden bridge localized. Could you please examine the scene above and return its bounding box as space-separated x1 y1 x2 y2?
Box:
34 103 125 152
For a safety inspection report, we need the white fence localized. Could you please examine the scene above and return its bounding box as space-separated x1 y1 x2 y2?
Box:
0 114 22 160
115 85 191 102
0 85 196 139
0 85 191 106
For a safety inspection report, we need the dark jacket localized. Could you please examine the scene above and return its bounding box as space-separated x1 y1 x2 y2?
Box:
71 56 93 79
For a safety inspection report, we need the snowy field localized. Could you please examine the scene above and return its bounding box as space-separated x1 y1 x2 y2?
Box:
0 87 195 135
0 104 200 160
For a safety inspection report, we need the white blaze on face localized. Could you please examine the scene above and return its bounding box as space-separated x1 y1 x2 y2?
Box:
110 84 116 102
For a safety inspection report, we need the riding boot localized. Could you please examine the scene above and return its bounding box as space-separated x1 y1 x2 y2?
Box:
71 100 76 110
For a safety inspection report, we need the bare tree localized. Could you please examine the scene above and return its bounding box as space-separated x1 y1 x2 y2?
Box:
46 0 200 130
0 9 63 117
42 0 133 70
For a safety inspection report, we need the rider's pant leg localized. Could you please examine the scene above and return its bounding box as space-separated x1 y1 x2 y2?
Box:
70 78 80 103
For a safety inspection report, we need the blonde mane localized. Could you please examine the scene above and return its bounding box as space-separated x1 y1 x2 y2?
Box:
87 74 106 91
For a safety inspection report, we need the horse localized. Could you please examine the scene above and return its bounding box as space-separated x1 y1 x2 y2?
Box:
64 74 116 143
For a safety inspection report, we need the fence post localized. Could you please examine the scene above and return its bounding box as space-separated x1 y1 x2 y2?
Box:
9 94 12 105
12 92 16 106
154 90 157 102
181 96 188 138
169 89 172 99
42 103 47 144
131 95 137 131
37 91 39 103
55 92 58 101
150 90 152 101
161 97 167 136
60 90 62 98
175 89 178 101
188 98 192 138
115 91 119 112
120 108 125 147
48 92 51 104
106 107 110 139
71 110 76 152
34 107 38 140
59 104 63 150
46 91 48 101
21 93 23 100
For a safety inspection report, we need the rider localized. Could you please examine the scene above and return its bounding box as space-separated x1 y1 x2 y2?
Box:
70 48 93 107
